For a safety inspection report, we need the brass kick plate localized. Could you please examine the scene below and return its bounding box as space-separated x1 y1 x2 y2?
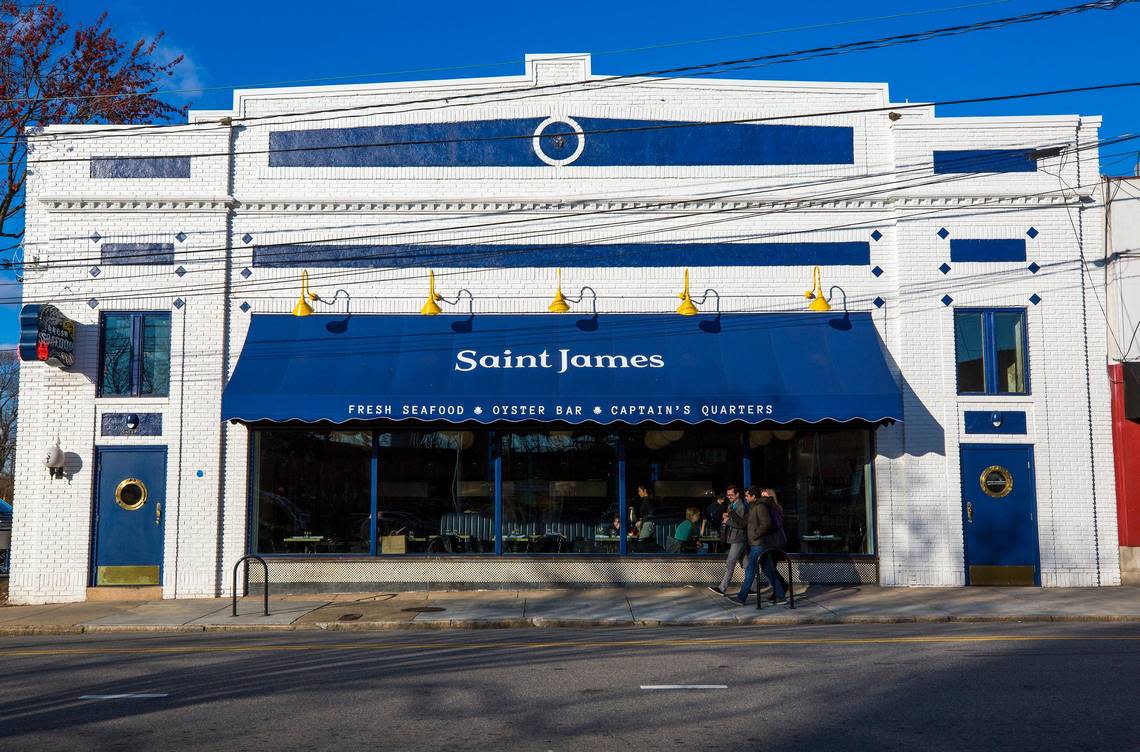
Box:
96 565 160 586
969 565 1035 586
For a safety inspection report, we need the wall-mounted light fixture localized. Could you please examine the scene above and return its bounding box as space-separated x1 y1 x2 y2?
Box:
675 269 721 321
126 414 140 431
44 437 65 480
547 270 597 316
291 271 318 317
292 271 350 317
420 270 473 318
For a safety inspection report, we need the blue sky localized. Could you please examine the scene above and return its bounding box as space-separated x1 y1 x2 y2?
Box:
6 0 1138 344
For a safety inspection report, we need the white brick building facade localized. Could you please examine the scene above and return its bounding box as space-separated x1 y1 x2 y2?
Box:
8 54 1119 603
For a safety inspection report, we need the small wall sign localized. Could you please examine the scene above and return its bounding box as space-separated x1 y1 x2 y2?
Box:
979 465 1014 498
18 304 76 369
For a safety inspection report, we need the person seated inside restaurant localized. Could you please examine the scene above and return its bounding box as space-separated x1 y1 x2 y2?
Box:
632 514 660 553
666 507 703 553
596 514 625 539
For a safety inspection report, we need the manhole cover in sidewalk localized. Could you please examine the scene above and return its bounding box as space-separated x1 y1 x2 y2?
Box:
401 606 446 613
337 613 363 621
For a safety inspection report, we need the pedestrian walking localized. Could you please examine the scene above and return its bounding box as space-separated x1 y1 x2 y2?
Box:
708 484 753 595
728 487 788 605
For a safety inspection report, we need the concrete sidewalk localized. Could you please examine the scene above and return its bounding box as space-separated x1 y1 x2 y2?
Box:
1 585 1138 634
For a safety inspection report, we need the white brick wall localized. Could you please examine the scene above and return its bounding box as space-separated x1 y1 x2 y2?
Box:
9 54 1119 602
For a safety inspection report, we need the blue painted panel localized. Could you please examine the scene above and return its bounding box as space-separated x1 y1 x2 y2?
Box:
100 413 163 437
571 118 854 166
933 150 1036 174
252 241 870 268
90 157 191 179
960 444 1039 582
950 239 1027 263
221 313 903 426
101 243 175 266
268 117 854 168
93 447 166 582
963 411 1027 435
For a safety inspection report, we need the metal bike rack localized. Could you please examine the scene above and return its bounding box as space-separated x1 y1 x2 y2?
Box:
232 554 270 617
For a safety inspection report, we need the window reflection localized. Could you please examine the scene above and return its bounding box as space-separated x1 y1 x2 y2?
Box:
253 430 371 554
993 311 1027 393
751 428 872 554
500 431 619 553
376 430 494 554
954 312 986 393
625 429 741 554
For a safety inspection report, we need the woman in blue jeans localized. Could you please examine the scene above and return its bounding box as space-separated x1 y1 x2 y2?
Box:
729 487 787 605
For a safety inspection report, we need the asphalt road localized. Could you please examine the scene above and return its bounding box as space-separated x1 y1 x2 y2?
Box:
0 623 1136 751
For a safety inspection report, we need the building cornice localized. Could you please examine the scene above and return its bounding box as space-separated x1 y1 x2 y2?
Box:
37 194 1079 213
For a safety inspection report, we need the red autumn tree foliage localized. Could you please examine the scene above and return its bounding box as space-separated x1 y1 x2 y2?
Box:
0 1 186 242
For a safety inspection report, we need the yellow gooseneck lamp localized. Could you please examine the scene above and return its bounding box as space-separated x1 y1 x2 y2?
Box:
420 270 444 316
548 269 571 313
676 269 699 316
804 266 832 312
291 270 317 317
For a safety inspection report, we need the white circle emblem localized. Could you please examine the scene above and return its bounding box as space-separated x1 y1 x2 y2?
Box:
532 116 585 166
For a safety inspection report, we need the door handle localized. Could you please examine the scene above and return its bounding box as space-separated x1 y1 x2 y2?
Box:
966 502 973 523
155 502 162 526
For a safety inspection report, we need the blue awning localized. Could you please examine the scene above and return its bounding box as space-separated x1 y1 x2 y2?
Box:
221 313 902 426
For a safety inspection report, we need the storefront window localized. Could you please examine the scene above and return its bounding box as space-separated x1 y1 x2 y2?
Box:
252 430 371 554
376 430 494 554
751 428 872 554
500 431 620 553
624 429 742 554
246 425 875 558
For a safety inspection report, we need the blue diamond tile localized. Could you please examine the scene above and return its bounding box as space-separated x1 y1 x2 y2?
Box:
239 302 251 313
175 265 187 277
90 231 101 244
175 232 187 243
941 294 953 306
1028 262 1040 274
240 267 252 279
939 262 951 275
873 296 885 308
870 230 883 242
173 297 185 310
871 266 883 278
937 228 950 239
1029 293 1041 305
242 233 253 244
89 266 101 277
1026 227 1039 239
87 298 99 309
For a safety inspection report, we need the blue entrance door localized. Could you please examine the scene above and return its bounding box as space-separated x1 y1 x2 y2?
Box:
92 447 167 586
960 444 1039 586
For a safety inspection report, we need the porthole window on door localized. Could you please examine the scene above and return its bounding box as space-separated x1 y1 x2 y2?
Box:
979 465 1013 499
115 477 149 510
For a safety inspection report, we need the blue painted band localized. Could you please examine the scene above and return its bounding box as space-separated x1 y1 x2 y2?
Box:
268 117 854 168
101 243 175 266
950 239 1027 263
252 241 870 268
100 413 163 437
933 149 1036 174
90 157 191 179
963 411 1027 435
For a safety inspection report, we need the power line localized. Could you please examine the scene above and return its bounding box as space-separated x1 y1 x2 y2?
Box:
0 0 1018 106
22 81 1139 167
13 148 1122 305
16 137 1128 276
15 0 1133 145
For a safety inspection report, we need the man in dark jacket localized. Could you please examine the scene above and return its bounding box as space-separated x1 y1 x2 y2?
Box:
709 485 753 595
728 487 787 605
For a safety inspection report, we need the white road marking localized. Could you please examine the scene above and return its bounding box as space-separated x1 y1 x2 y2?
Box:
79 693 169 700
640 685 728 690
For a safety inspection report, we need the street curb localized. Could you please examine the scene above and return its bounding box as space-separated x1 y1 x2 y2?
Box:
2 613 1139 636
